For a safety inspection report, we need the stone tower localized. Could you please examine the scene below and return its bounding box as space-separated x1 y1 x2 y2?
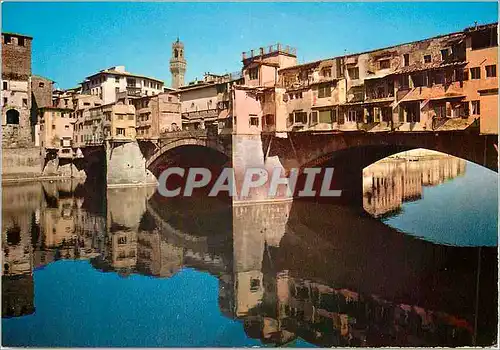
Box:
169 38 186 89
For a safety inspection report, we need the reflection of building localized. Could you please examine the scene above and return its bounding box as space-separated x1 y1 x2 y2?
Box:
363 151 466 217
136 231 183 277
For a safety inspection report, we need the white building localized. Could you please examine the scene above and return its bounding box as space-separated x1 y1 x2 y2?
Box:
81 66 164 104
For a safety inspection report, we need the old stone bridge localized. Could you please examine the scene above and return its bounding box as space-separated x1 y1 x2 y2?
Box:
79 127 497 202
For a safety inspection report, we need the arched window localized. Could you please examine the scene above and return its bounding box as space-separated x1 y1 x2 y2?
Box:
175 49 179 58
6 109 19 124
180 50 183 58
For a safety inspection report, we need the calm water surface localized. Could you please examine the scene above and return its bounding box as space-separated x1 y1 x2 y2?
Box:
2 153 498 347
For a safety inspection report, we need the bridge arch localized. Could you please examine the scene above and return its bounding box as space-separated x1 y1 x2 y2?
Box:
146 138 230 172
273 131 498 173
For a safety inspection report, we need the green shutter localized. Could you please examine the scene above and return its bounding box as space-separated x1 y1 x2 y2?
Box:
319 110 332 123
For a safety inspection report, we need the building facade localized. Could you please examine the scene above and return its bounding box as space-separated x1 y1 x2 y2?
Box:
81 65 164 104
133 92 181 139
1 32 34 147
38 107 75 158
230 23 497 136
177 72 242 131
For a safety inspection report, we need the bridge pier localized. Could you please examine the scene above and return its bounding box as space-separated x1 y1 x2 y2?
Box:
106 141 157 187
232 134 294 202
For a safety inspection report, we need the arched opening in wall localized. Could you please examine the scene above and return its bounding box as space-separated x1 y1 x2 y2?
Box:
6 109 20 124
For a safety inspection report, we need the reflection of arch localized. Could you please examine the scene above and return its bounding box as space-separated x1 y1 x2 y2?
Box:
6 109 20 124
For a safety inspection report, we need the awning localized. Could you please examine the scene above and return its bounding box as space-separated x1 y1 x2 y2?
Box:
218 109 230 120
428 94 465 101
364 71 394 81
363 97 395 105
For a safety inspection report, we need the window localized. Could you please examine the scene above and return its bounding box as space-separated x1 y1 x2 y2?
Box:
18 37 25 46
249 115 259 127
319 110 332 123
403 54 410 67
264 114 274 126
470 67 481 80
168 96 172 102
434 103 447 118
39 82 45 88
3 35 11 44
471 100 480 115
22 99 27 107
424 55 432 63
347 110 358 122
348 67 359 79
400 74 410 89
52 125 55 130
486 65 496 78
379 59 390 70
250 279 260 292
3 97 7 105
294 112 307 124
331 109 338 123
310 111 318 125
441 49 449 61
471 29 498 50
84 102 90 106
321 67 332 77
65 125 69 130
117 114 123 120
2 81 7 90
128 114 134 120
434 71 445 85
118 236 127 245
318 84 331 98
412 73 425 87
249 67 259 80
116 127 125 136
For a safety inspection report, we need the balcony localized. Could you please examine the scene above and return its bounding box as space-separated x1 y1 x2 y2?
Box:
181 109 218 121
126 86 142 97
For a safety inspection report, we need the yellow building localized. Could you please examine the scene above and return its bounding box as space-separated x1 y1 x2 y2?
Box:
38 107 75 158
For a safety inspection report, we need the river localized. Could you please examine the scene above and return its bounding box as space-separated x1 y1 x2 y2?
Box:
2 151 498 347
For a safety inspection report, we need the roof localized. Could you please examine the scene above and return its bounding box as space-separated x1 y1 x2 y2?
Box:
2 32 33 39
32 75 55 83
393 60 467 75
278 22 496 75
83 68 164 84
39 107 73 112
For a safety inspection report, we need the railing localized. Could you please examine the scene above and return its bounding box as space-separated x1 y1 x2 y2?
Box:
242 43 297 60
126 86 142 97
159 129 209 139
181 109 218 119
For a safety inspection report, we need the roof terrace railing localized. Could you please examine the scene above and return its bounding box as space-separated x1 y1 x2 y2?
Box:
242 43 297 60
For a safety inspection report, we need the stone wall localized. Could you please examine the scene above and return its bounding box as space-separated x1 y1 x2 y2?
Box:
42 158 86 179
2 147 42 179
106 141 156 186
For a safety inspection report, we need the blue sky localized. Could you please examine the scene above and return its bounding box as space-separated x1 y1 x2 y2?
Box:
2 2 498 89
